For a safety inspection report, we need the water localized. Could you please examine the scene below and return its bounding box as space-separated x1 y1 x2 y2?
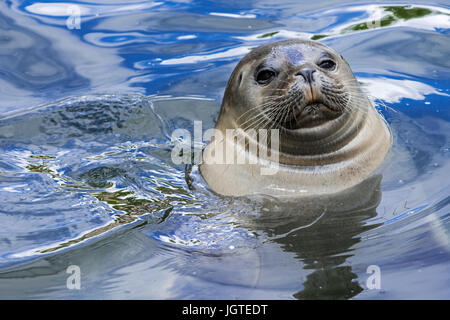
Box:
0 0 449 299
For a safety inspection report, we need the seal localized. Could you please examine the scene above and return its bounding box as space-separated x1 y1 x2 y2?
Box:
199 39 392 197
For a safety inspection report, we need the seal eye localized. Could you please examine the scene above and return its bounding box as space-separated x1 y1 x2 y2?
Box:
256 69 276 85
318 60 336 71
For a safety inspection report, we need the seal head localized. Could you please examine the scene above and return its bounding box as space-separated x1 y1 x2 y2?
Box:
200 39 392 197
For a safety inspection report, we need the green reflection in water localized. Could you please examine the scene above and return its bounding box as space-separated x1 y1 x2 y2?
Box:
258 31 279 38
24 158 196 254
384 6 433 20
346 5 435 32
38 180 196 253
29 155 56 160
26 163 53 174
26 155 58 179
349 15 396 31
311 34 327 40
311 5 440 40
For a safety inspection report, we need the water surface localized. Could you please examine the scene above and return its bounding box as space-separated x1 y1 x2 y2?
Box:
0 0 449 299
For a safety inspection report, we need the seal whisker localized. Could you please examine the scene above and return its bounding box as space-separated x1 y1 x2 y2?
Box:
239 108 277 129
240 101 285 130
236 102 281 126
256 102 287 129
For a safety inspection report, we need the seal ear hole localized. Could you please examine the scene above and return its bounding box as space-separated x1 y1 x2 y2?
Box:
237 73 243 87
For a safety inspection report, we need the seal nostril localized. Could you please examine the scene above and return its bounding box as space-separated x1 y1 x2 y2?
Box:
296 69 316 83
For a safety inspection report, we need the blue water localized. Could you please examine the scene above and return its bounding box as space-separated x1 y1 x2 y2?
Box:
0 1 449 299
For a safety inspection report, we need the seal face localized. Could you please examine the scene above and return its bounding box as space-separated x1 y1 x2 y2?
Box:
200 39 392 197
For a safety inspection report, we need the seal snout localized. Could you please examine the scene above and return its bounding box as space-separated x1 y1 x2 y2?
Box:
295 67 319 104
295 68 316 84
283 78 344 130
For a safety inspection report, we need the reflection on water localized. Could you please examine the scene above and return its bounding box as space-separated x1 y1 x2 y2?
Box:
313 5 446 39
0 0 449 299
345 5 436 31
237 175 382 299
0 12 88 91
